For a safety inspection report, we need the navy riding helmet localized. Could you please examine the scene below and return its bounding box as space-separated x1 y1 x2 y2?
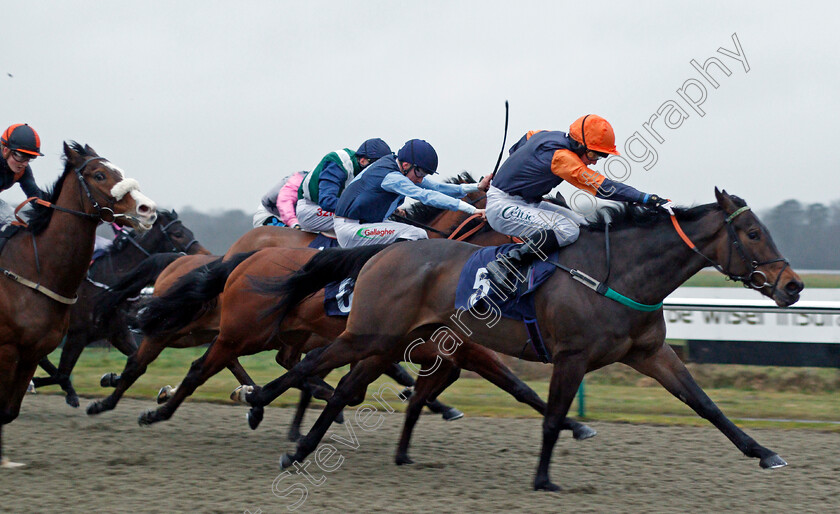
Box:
397 139 438 174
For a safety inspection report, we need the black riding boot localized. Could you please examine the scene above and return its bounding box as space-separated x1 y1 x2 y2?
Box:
485 229 561 295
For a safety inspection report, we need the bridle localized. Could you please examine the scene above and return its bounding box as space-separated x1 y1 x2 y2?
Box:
14 156 130 226
158 217 200 253
670 205 789 297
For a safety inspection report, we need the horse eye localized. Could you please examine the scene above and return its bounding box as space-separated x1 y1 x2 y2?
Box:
94 172 106 181
748 230 760 241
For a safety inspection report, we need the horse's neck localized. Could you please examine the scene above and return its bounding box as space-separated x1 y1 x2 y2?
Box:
32 178 99 295
89 243 150 281
600 210 725 305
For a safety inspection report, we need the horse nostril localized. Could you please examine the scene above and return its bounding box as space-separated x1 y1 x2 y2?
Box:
138 204 150 214
785 281 804 295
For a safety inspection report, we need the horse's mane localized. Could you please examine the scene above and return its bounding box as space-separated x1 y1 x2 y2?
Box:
25 141 92 235
582 195 745 232
401 171 477 224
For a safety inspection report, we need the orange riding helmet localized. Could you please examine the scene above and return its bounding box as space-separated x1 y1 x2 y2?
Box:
1 123 44 156
568 115 620 156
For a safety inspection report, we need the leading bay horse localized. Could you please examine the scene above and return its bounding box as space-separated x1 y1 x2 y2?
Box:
32 209 210 407
134 246 595 465
0 142 156 468
86 173 495 419
244 189 803 491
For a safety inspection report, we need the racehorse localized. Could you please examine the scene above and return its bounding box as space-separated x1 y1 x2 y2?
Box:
85 173 499 420
0 142 157 468
242 189 804 491
133 246 596 463
31 209 209 407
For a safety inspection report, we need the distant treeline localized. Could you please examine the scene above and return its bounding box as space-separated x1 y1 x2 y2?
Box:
166 199 840 269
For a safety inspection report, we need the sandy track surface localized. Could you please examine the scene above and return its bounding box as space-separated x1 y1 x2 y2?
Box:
1 395 837 513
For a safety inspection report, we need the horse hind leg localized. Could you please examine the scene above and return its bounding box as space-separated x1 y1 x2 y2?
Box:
281 354 394 471
139 338 233 426
395 359 460 466
623 343 786 469
385 362 462 421
55 334 89 408
87 336 166 416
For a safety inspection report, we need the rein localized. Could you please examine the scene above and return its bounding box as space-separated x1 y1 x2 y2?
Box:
669 205 788 296
1 156 116 304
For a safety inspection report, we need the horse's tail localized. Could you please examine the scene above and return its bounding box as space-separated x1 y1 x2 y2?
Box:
137 251 258 337
252 244 390 327
93 252 185 324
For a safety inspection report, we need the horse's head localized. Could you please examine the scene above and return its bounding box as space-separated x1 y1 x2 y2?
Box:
143 209 207 254
63 141 157 232
713 188 804 307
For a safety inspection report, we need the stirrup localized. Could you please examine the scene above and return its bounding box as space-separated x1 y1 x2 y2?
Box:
485 257 527 296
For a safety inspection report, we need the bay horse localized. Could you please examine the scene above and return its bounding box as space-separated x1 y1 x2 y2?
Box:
85 173 497 420
243 189 804 491
133 246 595 463
0 142 157 468
32 209 210 407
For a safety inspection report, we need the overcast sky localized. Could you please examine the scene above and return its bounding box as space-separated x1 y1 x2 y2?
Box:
4 1 838 215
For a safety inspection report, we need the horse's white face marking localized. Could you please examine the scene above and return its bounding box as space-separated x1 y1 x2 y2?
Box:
102 161 125 179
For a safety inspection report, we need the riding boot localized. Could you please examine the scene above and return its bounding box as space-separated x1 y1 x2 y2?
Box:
485 229 561 296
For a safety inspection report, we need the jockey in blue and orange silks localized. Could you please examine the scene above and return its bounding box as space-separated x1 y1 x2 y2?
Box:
484 114 670 293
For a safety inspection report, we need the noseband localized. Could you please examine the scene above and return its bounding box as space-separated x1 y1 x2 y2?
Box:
670 206 789 297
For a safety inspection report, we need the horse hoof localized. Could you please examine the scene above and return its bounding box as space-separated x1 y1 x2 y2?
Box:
335 410 345 424
231 385 254 404
573 425 597 441
441 407 464 421
247 408 264 430
0 457 26 469
86 402 104 416
100 373 119 388
279 453 295 469
66 395 80 408
534 480 562 492
760 454 788 469
157 385 174 404
395 454 414 466
138 410 156 426
26 381 36 394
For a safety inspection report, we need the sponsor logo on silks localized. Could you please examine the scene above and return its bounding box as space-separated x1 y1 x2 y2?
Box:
357 227 396 239
500 205 536 222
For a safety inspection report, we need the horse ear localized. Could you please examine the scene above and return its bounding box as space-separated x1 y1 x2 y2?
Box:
84 144 99 156
64 141 82 165
714 187 736 211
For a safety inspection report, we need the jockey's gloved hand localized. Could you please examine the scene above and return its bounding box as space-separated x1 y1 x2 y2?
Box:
642 194 669 207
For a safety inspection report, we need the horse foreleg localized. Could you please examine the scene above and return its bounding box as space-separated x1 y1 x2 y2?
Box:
534 353 587 492
55 334 89 408
288 389 312 442
138 339 231 426
32 357 60 388
395 360 460 465
623 343 787 469
86 337 166 415
281 354 394 470
227 358 255 386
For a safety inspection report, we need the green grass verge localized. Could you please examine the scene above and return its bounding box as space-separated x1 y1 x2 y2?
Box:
37 347 840 432
684 270 840 288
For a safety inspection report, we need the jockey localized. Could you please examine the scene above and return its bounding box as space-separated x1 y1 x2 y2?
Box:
484 114 669 293
296 138 392 234
252 171 308 228
333 139 489 247
0 124 47 223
